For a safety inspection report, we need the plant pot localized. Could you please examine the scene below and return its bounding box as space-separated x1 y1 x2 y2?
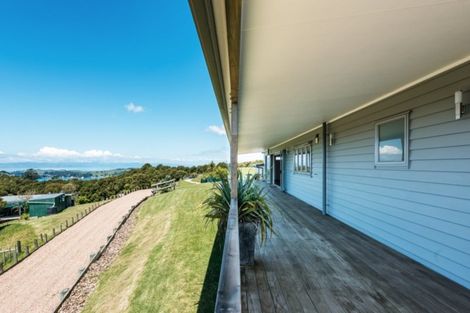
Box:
239 222 258 266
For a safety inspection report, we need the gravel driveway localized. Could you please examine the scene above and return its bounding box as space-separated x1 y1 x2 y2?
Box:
0 189 153 313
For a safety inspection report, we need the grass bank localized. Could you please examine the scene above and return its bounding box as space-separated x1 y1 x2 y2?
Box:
82 181 222 313
0 200 106 250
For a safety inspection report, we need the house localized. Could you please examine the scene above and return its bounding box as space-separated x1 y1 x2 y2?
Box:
1 193 71 217
190 1 470 312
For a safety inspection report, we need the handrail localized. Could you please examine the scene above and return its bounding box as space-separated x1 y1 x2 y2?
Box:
215 198 241 313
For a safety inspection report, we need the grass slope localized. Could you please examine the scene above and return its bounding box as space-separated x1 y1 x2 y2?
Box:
83 181 222 313
0 201 105 250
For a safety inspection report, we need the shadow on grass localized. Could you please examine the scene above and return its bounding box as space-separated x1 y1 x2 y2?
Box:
197 231 224 313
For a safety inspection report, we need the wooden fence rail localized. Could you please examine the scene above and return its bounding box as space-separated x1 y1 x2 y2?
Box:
151 179 176 194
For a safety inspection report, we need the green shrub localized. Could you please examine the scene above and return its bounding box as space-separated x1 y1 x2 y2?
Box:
203 172 274 244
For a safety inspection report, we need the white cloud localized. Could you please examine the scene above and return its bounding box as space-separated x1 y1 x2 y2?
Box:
379 145 402 155
83 149 119 158
206 125 226 136
125 102 144 113
35 146 122 159
36 146 80 158
0 151 4 154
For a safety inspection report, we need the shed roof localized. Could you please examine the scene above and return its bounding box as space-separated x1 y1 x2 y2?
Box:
1 193 64 204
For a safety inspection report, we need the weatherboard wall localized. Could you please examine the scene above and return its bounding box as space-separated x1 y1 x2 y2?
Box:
270 129 324 211
267 62 470 288
325 62 470 288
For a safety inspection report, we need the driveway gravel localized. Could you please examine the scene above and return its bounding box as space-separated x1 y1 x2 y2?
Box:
0 189 153 313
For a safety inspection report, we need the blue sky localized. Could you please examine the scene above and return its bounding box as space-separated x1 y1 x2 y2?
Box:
0 1 233 166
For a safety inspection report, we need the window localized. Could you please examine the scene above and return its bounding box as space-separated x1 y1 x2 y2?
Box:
294 144 312 174
375 114 409 166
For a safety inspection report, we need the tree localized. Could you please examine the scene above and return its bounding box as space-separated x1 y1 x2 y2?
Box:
23 169 39 181
0 198 6 210
216 162 228 169
62 182 77 194
141 163 153 171
18 191 34 216
209 161 215 171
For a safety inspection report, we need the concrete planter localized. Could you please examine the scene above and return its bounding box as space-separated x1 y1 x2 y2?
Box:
239 222 258 266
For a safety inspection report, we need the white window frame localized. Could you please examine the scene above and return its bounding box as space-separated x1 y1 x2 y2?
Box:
374 113 409 167
294 143 312 174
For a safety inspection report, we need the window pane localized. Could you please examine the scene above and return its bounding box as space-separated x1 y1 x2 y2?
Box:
295 150 298 171
307 147 311 171
378 118 405 162
302 148 306 171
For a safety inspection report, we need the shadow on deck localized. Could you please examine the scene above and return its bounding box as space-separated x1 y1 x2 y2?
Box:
241 185 470 313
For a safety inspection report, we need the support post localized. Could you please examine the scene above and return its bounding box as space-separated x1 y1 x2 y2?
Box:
16 241 22 254
322 122 328 215
230 101 239 200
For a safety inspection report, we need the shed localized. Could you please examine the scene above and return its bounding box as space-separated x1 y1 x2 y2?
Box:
28 193 67 217
1 193 70 217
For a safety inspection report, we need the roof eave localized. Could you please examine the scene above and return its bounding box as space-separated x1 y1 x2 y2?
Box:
188 0 231 139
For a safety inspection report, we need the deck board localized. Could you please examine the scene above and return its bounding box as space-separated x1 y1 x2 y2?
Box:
241 185 470 313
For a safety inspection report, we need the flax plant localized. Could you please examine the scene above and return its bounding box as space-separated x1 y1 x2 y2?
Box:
204 172 274 244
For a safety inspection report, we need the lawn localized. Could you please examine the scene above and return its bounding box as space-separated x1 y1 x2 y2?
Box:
82 181 222 313
0 200 106 251
239 166 257 178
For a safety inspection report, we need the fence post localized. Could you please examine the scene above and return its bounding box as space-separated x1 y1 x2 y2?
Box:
0 262 3 274
76 213 79 221
72 217 74 224
25 245 30 256
16 241 22 254
66 220 69 228
13 250 18 264
60 224 63 232
45 233 48 243
53 228 56 236
34 239 39 250
40 234 44 242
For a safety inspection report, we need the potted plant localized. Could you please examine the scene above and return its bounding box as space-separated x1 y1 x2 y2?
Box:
204 172 273 266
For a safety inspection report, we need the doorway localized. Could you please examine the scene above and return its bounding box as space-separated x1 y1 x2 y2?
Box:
273 155 282 187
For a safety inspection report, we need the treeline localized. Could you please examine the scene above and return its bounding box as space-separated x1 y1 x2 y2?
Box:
0 162 228 204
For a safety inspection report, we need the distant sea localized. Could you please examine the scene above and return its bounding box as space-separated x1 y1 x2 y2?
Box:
0 162 146 172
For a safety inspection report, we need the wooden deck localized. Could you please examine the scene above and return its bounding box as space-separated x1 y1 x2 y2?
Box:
241 185 470 313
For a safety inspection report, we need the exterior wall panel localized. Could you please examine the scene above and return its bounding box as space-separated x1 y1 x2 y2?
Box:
271 63 470 288
281 130 324 211
326 63 470 288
